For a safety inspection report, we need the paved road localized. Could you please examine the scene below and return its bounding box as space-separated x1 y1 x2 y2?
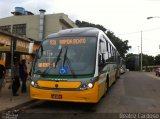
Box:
5 71 160 119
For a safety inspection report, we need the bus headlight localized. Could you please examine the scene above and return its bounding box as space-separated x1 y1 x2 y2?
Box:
31 81 38 88
87 83 93 88
31 81 35 86
80 82 94 90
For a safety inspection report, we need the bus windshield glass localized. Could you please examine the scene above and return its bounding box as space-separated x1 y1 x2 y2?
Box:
33 37 97 76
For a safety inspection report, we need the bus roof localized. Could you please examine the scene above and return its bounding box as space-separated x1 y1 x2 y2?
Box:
43 27 121 56
45 27 100 39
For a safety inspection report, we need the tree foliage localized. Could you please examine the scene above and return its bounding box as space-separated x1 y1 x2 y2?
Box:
75 20 131 58
75 20 106 32
126 53 136 71
155 54 160 65
142 54 154 66
126 53 155 71
106 31 131 58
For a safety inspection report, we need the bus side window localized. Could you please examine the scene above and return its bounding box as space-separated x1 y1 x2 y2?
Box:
106 42 108 52
99 39 106 68
98 54 102 65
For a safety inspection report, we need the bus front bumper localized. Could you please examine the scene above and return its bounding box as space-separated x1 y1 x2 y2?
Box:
30 84 99 103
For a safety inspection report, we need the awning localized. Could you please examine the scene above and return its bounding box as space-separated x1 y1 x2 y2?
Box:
0 46 36 54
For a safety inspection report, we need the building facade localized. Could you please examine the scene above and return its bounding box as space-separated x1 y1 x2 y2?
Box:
0 7 78 41
0 7 77 72
0 30 39 73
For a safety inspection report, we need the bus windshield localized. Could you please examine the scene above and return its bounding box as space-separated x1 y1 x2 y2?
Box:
33 37 97 76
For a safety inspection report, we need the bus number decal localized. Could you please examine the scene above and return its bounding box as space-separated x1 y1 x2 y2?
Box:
50 40 57 45
38 63 55 68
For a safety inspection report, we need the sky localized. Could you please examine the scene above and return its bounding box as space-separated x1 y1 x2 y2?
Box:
0 0 160 56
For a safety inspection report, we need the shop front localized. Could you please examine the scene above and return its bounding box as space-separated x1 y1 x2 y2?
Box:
0 31 40 73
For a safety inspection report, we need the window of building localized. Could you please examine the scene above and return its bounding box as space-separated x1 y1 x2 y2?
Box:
12 24 26 36
0 44 4 60
0 53 5 60
0 25 11 33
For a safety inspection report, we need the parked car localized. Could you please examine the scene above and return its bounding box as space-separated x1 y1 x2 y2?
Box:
155 68 160 76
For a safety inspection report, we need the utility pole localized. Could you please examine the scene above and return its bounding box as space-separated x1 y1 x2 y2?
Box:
10 38 14 101
10 37 17 101
137 46 140 70
140 31 143 71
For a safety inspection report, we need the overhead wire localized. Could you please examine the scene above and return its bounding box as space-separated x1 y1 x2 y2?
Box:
116 27 160 36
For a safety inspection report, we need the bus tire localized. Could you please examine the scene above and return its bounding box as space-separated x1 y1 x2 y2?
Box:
116 70 120 80
113 74 117 84
106 75 109 92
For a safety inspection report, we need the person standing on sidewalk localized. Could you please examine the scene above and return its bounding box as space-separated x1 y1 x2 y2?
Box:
12 60 20 96
0 64 6 96
20 59 27 93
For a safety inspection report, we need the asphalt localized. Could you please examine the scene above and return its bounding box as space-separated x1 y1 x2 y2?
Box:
0 75 36 114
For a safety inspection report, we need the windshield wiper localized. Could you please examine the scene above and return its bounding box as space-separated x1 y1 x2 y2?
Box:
40 47 63 76
62 46 68 66
35 46 76 78
54 47 63 68
33 70 43 75
62 46 77 78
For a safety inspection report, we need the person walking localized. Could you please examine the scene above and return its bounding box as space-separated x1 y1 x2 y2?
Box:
12 60 20 96
20 59 27 93
0 64 6 96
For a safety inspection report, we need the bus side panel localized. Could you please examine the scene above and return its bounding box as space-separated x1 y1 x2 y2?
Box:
108 64 117 87
98 73 106 99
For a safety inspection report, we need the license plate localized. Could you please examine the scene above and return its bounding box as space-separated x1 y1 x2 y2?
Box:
51 94 62 99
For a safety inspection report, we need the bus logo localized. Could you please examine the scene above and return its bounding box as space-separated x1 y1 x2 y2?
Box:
59 66 68 75
55 84 59 88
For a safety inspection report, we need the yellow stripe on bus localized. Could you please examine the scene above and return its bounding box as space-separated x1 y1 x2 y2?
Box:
37 80 82 88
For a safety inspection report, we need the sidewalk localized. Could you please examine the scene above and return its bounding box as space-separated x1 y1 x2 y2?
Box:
0 76 35 113
145 71 160 80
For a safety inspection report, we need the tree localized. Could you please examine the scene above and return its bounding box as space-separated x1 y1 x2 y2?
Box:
75 20 131 57
106 31 131 58
141 54 154 66
126 53 155 71
75 20 106 32
155 54 160 65
126 53 136 71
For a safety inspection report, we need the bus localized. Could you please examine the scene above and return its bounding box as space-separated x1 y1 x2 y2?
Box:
30 27 121 103
120 57 126 74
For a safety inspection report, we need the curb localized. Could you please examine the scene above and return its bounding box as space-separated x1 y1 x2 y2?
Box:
0 99 38 114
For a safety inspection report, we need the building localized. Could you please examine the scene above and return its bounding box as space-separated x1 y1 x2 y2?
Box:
0 7 78 41
0 7 77 72
0 30 40 74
